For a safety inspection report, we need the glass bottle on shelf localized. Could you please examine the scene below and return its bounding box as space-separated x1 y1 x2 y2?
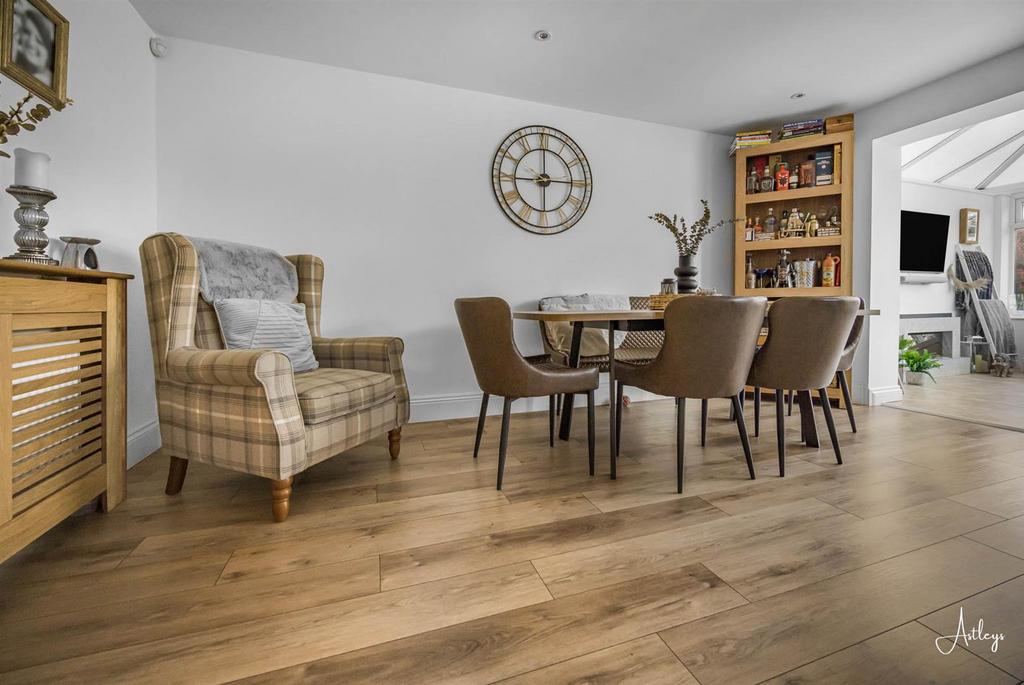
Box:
753 215 763 239
764 207 777 239
746 167 759 195
799 156 815 187
745 255 756 289
744 217 754 241
774 163 790 193
789 172 799 190
760 167 775 193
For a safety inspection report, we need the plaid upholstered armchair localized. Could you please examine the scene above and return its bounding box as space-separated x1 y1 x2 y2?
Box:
140 233 409 522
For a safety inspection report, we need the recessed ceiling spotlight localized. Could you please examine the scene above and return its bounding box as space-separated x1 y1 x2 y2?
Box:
534 29 551 41
790 92 806 100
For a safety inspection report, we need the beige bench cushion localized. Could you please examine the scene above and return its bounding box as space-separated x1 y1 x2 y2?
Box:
294 368 396 425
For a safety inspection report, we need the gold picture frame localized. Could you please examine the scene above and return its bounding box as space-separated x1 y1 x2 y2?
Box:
959 208 980 245
0 0 68 107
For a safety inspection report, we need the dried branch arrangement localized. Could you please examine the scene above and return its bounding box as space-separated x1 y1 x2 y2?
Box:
0 87 71 158
648 199 739 256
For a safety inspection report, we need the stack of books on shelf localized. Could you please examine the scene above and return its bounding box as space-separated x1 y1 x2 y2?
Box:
729 129 772 155
779 118 824 140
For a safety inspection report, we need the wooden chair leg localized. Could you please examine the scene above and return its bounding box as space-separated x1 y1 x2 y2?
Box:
787 389 794 416
837 371 857 433
388 427 402 459
676 397 686 493
586 390 596 476
165 456 188 495
732 395 755 480
270 476 293 522
473 393 488 459
700 399 708 447
753 387 761 437
615 381 624 457
548 395 555 447
496 397 512 490
818 388 844 465
776 391 786 477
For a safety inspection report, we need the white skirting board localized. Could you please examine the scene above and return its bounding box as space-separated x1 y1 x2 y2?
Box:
127 420 161 468
869 385 904 405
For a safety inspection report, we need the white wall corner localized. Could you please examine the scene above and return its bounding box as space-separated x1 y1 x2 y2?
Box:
127 420 161 468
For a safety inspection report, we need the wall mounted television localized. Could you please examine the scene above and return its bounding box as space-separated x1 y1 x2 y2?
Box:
900 210 950 273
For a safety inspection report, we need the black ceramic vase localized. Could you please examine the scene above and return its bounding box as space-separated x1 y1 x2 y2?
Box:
674 254 698 293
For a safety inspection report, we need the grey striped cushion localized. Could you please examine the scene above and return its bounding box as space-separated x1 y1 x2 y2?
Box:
213 298 320 373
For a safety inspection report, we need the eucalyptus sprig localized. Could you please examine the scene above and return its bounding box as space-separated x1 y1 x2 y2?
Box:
648 199 740 256
0 87 71 158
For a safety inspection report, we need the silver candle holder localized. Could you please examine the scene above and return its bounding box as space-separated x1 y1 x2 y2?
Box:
5 184 58 265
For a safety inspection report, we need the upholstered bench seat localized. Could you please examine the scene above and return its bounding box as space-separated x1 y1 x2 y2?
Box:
294 368 397 425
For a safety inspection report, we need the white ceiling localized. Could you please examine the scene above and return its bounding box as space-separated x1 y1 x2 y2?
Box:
901 108 1024 193
129 1 1024 135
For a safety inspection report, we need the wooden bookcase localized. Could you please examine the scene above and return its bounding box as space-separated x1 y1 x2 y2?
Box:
733 130 854 404
734 130 854 297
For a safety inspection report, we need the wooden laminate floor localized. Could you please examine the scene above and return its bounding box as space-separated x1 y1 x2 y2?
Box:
2 398 1024 684
889 372 1024 433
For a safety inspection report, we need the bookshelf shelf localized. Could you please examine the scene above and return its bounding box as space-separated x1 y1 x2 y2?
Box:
743 183 843 205
742 235 843 252
741 285 845 298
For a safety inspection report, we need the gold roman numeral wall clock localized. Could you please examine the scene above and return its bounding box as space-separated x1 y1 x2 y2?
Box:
491 125 593 235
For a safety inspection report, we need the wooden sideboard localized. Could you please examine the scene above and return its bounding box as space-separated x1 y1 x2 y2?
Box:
0 260 131 563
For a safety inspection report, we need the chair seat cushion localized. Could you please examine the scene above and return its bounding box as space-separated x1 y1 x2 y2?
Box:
294 368 396 425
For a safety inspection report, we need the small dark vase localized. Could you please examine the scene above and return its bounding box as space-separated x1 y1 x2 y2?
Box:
674 254 698 293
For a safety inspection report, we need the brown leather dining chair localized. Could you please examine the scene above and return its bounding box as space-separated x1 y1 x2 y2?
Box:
834 297 866 432
614 296 768 493
455 297 599 489
747 297 860 476
786 296 865 432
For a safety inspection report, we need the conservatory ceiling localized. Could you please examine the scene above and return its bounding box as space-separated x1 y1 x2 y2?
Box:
902 107 1024 193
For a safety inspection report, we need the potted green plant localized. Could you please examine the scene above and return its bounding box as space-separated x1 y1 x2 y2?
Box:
899 335 942 385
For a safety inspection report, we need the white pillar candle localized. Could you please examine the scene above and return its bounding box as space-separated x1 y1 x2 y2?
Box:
13 148 50 189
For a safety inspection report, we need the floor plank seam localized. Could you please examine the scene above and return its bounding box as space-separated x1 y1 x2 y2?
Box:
913 619 1024 681
655 632 706 685
910 569 1024 624
886 404 1024 435
811 496 866 520
696 495 734 518
749 618 927 685
702 563 755 606
941 496 1012 522
527 560 556 601
214 550 238 585
958 533 1024 561
111 538 146 570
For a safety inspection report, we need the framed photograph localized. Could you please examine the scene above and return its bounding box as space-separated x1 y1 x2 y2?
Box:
960 208 980 244
0 0 67 107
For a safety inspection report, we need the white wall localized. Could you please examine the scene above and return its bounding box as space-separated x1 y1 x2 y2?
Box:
154 38 733 420
854 45 1024 405
0 2 158 464
898 182 996 316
